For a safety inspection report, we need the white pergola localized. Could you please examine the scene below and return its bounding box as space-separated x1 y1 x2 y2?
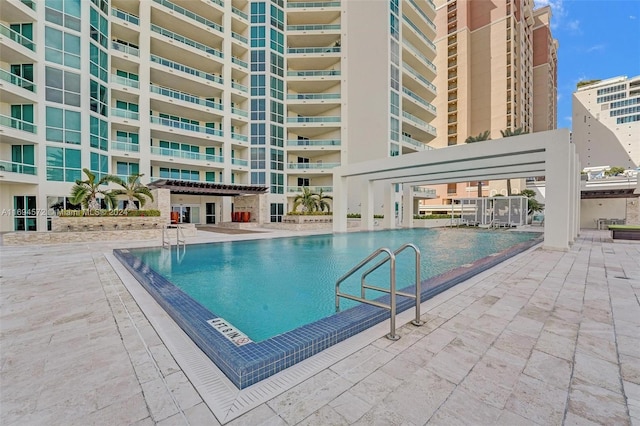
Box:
333 129 580 251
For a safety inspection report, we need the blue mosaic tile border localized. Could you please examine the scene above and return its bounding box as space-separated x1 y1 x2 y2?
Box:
113 233 542 389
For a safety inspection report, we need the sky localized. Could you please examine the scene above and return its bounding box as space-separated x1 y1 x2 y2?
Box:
534 0 640 130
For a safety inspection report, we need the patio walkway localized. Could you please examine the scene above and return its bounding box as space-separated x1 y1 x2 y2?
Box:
1 229 638 425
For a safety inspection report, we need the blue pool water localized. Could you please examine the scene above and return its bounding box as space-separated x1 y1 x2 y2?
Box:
128 228 537 342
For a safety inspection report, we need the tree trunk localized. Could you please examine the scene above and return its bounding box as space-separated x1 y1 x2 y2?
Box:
477 181 482 198
506 179 512 196
126 197 138 210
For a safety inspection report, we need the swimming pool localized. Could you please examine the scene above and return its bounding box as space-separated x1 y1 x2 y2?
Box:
114 228 541 389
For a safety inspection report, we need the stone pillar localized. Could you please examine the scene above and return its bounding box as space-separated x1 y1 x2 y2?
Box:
361 180 374 230
626 197 640 225
544 136 572 251
382 182 395 229
402 184 413 228
150 189 171 223
332 174 348 233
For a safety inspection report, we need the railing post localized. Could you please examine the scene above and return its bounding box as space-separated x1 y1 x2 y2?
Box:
387 255 399 340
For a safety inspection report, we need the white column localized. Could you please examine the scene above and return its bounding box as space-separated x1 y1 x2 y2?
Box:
361 180 374 230
568 148 577 244
382 182 395 229
332 173 348 232
574 153 581 238
543 138 572 251
402 184 413 228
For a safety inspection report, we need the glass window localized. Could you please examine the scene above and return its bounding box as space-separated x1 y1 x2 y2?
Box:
251 50 265 72
251 171 265 185
270 52 284 76
251 2 266 23
251 123 265 145
251 74 265 96
46 106 81 144
90 116 108 150
13 196 37 231
90 80 108 116
46 146 81 181
45 27 81 68
251 99 266 120
251 147 265 169
89 43 108 82
270 5 284 30
45 66 81 106
251 26 266 47
90 152 109 178
270 173 283 195
270 148 283 170
45 0 81 31
270 76 283 100
90 7 108 48
270 202 284 222
270 100 283 124
390 90 399 116
270 124 283 147
10 104 34 122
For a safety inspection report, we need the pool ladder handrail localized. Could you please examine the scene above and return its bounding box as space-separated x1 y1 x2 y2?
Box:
335 243 424 341
162 224 186 248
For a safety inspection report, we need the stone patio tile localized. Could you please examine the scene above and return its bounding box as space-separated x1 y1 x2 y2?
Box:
148 344 181 377
425 342 481 385
523 350 572 391
507 316 545 339
429 388 502 425
543 316 579 339
614 319 640 339
418 327 458 354
329 345 395 384
576 332 619 363
624 380 640 422
266 369 351 425
348 369 403 405
534 329 576 361
183 403 222 426
620 354 640 384
140 377 180 422
297 405 350 426
493 329 536 359
568 378 629 424
328 391 372 424
618 335 640 359
226 404 280 426
564 411 602 426
505 374 567 424
71 391 150 426
165 371 203 411
352 405 415 426
380 368 456 425
573 351 623 393
495 409 537 425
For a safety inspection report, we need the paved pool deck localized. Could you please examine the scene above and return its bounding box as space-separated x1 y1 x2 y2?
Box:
1 228 638 425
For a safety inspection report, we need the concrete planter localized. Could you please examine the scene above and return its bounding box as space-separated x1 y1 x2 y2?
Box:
52 216 166 232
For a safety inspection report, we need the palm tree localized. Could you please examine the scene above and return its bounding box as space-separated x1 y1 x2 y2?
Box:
500 127 529 195
293 186 320 213
112 173 154 211
316 188 333 212
70 168 119 210
465 130 491 197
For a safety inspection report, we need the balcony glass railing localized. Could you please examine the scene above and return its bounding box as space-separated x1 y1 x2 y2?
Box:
287 185 333 193
231 158 248 166
402 87 436 115
20 0 36 10
231 57 248 68
150 54 223 84
231 32 248 44
0 160 36 175
287 93 340 100
231 107 248 117
402 62 436 93
210 0 224 7
151 146 223 163
287 1 340 8
403 16 436 52
404 40 436 73
287 139 341 147
0 69 35 92
287 116 341 123
402 111 437 135
150 85 223 110
402 135 433 150
112 8 139 25
287 24 340 31
0 114 36 133
287 162 340 169
231 81 248 92
112 40 139 56
111 74 139 89
287 69 341 77
288 46 340 54
153 0 223 32
151 24 223 58
0 24 35 51
407 0 436 32
111 141 140 152
412 186 436 196
232 6 248 19
231 133 248 142
111 108 140 120
150 115 223 136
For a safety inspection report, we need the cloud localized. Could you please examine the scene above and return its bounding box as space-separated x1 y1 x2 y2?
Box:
631 15 637 20
566 19 581 34
586 44 605 53
535 0 566 29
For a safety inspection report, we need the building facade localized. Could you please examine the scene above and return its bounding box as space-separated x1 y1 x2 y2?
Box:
421 0 556 209
572 75 640 170
0 0 437 232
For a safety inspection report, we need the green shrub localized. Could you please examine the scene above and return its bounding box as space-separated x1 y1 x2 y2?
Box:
413 214 461 219
286 211 333 216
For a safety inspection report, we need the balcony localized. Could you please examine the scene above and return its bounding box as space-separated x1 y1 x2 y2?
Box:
403 40 436 77
231 133 248 142
112 7 139 25
150 54 224 85
402 111 437 138
152 0 223 33
150 85 223 111
288 46 340 55
287 24 340 31
111 141 140 152
231 158 248 167
0 24 35 51
150 115 223 137
0 69 36 104
287 70 340 77
111 74 139 89
403 16 436 54
231 31 248 44
0 160 36 175
287 139 341 147
402 62 436 95
402 87 436 119
231 81 248 93
231 107 248 117
0 114 36 133
111 108 140 121
287 1 340 8
287 185 333 194
231 56 248 69
112 40 139 57
287 162 340 170
402 135 433 151
232 6 248 20
0 24 36 63
287 116 341 124
287 93 340 101
150 146 224 163
151 24 223 59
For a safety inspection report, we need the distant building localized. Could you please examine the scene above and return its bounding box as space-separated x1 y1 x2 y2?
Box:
421 0 557 212
572 75 640 170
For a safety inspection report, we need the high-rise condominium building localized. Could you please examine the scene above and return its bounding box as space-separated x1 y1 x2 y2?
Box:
0 0 437 232
423 0 557 206
572 75 640 170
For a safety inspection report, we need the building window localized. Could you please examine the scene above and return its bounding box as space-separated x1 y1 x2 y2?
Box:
251 99 266 120
251 147 266 169
10 104 34 125
270 124 283 147
270 5 284 30
45 67 81 106
89 43 108 82
251 171 265 184
270 28 284 54
251 74 266 96
251 123 266 145
90 6 109 48
270 148 283 170
159 167 199 181
90 80 108 116
270 203 284 222
447 183 457 194
270 100 283 123
13 196 37 231
117 162 139 179
44 27 81 68
90 116 109 150
90 0 108 14
270 173 283 194
270 52 284 77
90 152 109 179
251 2 266 23
46 146 81 182
390 117 399 141
251 50 266 72
45 0 81 31
46 106 81 144
270 76 284 100
251 26 266 47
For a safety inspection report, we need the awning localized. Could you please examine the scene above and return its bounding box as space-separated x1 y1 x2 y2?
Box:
581 188 638 199
148 179 269 196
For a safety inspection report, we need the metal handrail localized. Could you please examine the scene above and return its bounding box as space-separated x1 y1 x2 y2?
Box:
335 247 399 340
360 243 424 327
